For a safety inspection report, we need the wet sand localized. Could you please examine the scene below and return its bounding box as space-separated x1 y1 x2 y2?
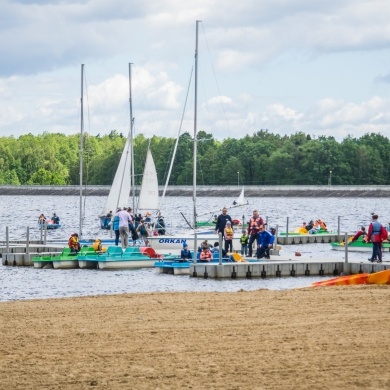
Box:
0 286 389 389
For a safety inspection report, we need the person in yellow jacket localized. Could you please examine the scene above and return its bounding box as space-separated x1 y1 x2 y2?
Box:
224 221 234 253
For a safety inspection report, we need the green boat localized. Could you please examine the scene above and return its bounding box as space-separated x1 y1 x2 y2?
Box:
32 246 98 269
279 227 330 236
330 235 390 252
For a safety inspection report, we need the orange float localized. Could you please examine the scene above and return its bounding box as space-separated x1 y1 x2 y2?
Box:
312 270 390 287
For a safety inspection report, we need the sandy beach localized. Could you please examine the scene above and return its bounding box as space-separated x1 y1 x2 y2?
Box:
0 286 389 389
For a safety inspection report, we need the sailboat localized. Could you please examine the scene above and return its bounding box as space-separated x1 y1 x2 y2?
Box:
151 21 241 252
99 134 132 229
196 187 249 227
99 64 159 230
137 148 159 213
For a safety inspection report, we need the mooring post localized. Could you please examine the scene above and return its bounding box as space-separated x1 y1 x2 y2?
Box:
344 232 350 274
274 224 279 249
338 216 341 236
218 232 223 265
43 222 47 245
265 216 269 228
286 217 289 241
193 231 197 265
26 226 30 254
6 226 9 254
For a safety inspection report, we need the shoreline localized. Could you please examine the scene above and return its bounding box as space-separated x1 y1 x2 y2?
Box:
0 287 389 389
1 184 390 197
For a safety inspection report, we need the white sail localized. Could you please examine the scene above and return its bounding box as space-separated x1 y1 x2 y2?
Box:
235 187 245 205
137 148 159 211
100 135 132 215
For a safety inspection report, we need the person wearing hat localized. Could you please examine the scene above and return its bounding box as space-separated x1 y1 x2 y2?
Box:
68 233 80 254
367 214 385 263
240 229 249 256
180 242 192 261
223 220 234 253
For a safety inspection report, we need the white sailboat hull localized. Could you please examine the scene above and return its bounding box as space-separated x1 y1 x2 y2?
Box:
148 233 241 251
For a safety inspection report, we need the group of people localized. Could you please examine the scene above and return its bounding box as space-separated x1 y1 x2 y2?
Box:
107 208 166 248
214 207 275 259
38 213 60 225
300 219 327 234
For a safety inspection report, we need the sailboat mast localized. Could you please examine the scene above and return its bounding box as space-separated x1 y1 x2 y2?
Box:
193 20 200 229
129 63 136 213
79 63 84 237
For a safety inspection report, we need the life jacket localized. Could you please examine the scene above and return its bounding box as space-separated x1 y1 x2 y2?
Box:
370 221 382 243
249 217 262 234
225 227 234 239
68 235 79 249
240 235 248 244
200 250 212 261
93 239 102 251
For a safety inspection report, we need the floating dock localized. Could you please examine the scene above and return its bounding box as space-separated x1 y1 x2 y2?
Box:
189 258 388 279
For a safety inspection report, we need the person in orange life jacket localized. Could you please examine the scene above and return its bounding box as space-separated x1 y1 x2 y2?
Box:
256 225 275 259
214 207 233 236
247 210 264 257
367 214 384 263
200 246 213 262
68 233 80 254
223 221 234 252
351 226 368 243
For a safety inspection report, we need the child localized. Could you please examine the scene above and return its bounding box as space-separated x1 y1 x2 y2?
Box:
180 243 192 260
240 229 248 256
224 221 234 253
200 246 212 262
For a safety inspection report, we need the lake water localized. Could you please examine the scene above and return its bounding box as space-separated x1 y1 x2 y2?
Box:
0 195 387 301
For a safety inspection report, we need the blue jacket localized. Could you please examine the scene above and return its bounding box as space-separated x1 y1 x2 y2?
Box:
112 215 120 231
257 230 275 248
180 249 192 260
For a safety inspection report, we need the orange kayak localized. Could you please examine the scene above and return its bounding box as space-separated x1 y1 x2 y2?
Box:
312 270 390 287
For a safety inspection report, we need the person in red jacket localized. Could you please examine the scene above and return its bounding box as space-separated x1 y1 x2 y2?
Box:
247 210 264 257
367 214 383 263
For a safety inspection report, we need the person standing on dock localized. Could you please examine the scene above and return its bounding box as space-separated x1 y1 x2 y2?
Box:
247 210 264 257
224 221 234 253
112 208 121 246
215 207 233 236
367 214 385 263
116 208 132 249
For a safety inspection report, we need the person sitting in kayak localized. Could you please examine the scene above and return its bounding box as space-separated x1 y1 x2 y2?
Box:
199 246 213 262
68 233 81 254
52 213 60 225
351 226 368 243
38 213 46 225
317 219 327 231
180 243 192 261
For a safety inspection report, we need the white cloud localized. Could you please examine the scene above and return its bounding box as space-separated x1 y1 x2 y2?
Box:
0 0 390 140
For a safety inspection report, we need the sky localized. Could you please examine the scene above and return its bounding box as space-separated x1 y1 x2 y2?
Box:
1 0 390 141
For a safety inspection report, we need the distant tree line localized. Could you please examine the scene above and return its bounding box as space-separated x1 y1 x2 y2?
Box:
0 130 389 186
